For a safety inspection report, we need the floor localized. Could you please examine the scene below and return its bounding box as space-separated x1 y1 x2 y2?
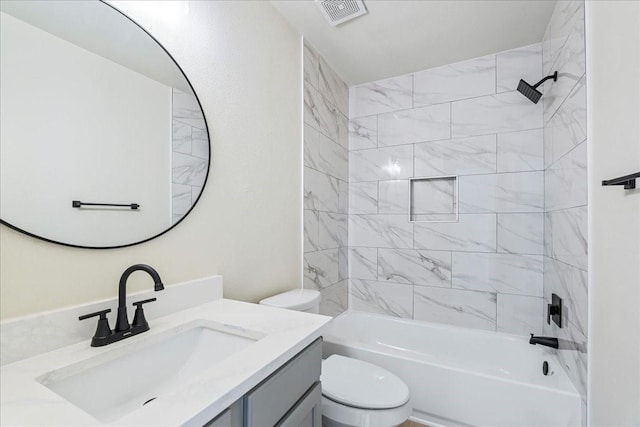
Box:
401 421 429 427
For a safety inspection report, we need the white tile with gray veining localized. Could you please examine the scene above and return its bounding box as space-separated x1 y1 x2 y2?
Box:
414 287 497 331
172 152 208 187
350 280 413 318
544 256 588 337
349 182 378 214
339 247 348 282
497 129 544 173
349 247 378 280
172 183 192 215
496 44 543 93
304 82 343 143
172 120 192 154
459 172 544 213
378 180 409 214
349 145 414 182
349 214 413 249
304 210 319 253
304 124 348 181
304 249 339 289
350 74 413 118
546 76 587 166
414 54 495 106
497 213 544 255
542 9 585 123
452 252 543 297
318 212 348 250
172 88 206 130
543 306 588 400
452 91 543 138
337 111 349 149
320 280 348 317
415 134 497 176
304 167 340 212
545 206 587 270
303 41 320 89
349 116 377 151
497 294 543 335
414 214 497 252
192 128 209 159
545 141 587 211
338 180 348 214
378 249 451 287
319 56 349 116
543 0 584 76
377 103 450 146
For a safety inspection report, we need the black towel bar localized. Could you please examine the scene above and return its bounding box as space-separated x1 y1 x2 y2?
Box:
602 172 640 190
72 200 140 210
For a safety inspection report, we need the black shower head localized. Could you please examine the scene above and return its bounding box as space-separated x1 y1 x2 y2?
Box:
517 71 558 104
517 79 543 104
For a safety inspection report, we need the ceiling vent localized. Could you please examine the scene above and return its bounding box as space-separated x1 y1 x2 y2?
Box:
315 0 367 27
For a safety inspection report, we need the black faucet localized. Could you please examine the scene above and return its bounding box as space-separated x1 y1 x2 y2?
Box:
529 334 559 349
79 264 164 347
115 264 164 332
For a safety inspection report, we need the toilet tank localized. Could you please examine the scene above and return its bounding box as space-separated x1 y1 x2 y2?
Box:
259 289 320 314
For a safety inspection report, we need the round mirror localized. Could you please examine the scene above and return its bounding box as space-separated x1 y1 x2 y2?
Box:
0 0 210 248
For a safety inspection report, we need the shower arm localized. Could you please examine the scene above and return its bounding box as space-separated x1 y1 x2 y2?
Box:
532 71 558 89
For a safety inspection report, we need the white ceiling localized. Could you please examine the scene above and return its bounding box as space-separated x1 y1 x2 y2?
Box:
271 0 557 86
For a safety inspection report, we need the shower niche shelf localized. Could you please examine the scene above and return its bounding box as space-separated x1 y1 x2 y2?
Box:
409 176 458 223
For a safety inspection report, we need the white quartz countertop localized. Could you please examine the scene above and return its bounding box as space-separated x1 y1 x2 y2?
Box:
0 299 331 426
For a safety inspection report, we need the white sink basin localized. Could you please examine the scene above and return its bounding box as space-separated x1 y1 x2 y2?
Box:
37 320 262 423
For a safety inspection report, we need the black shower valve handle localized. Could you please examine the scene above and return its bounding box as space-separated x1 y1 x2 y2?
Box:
547 303 559 324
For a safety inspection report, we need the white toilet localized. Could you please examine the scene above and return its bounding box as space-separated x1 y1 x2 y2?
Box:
260 290 412 427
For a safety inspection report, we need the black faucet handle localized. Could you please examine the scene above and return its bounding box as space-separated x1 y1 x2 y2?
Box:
132 297 156 308
79 309 112 341
132 298 156 330
79 308 111 321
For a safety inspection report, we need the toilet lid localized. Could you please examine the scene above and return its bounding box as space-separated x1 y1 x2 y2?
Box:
259 289 320 311
321 355 410 409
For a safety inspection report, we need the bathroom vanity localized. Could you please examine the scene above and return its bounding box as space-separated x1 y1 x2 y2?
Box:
0 277 330 426
208 339 322 427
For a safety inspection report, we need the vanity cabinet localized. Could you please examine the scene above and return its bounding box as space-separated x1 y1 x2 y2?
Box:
206 338 322 427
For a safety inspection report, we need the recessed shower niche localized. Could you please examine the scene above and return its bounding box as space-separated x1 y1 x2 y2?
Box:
409 176 458 222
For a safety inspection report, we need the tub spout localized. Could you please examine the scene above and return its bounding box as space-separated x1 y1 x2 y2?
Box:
529 334 559 349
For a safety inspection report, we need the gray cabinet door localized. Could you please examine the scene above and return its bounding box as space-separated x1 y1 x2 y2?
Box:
276 382 322 427
244 339 322 427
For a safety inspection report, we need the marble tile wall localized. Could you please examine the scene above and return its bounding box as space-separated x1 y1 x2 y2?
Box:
303 41 348 316
171 88 208 224
542 0 588 409
348 43 546 336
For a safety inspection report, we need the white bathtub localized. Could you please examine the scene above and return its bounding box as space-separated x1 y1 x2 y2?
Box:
322 311 581 427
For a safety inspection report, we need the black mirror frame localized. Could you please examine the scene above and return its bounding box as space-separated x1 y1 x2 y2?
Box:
0 0 211 249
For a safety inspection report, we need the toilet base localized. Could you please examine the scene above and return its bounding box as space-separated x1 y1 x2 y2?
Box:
321 396 411 427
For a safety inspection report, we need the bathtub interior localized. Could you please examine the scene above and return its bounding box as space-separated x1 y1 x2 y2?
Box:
322 311 582 427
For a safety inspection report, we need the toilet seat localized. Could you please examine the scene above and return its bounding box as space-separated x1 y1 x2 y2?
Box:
321 355 410 409
322 395 412 427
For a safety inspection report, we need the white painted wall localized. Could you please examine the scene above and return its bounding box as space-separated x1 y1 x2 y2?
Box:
0 1 302 319
0 11 171 247
587 1 640 425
